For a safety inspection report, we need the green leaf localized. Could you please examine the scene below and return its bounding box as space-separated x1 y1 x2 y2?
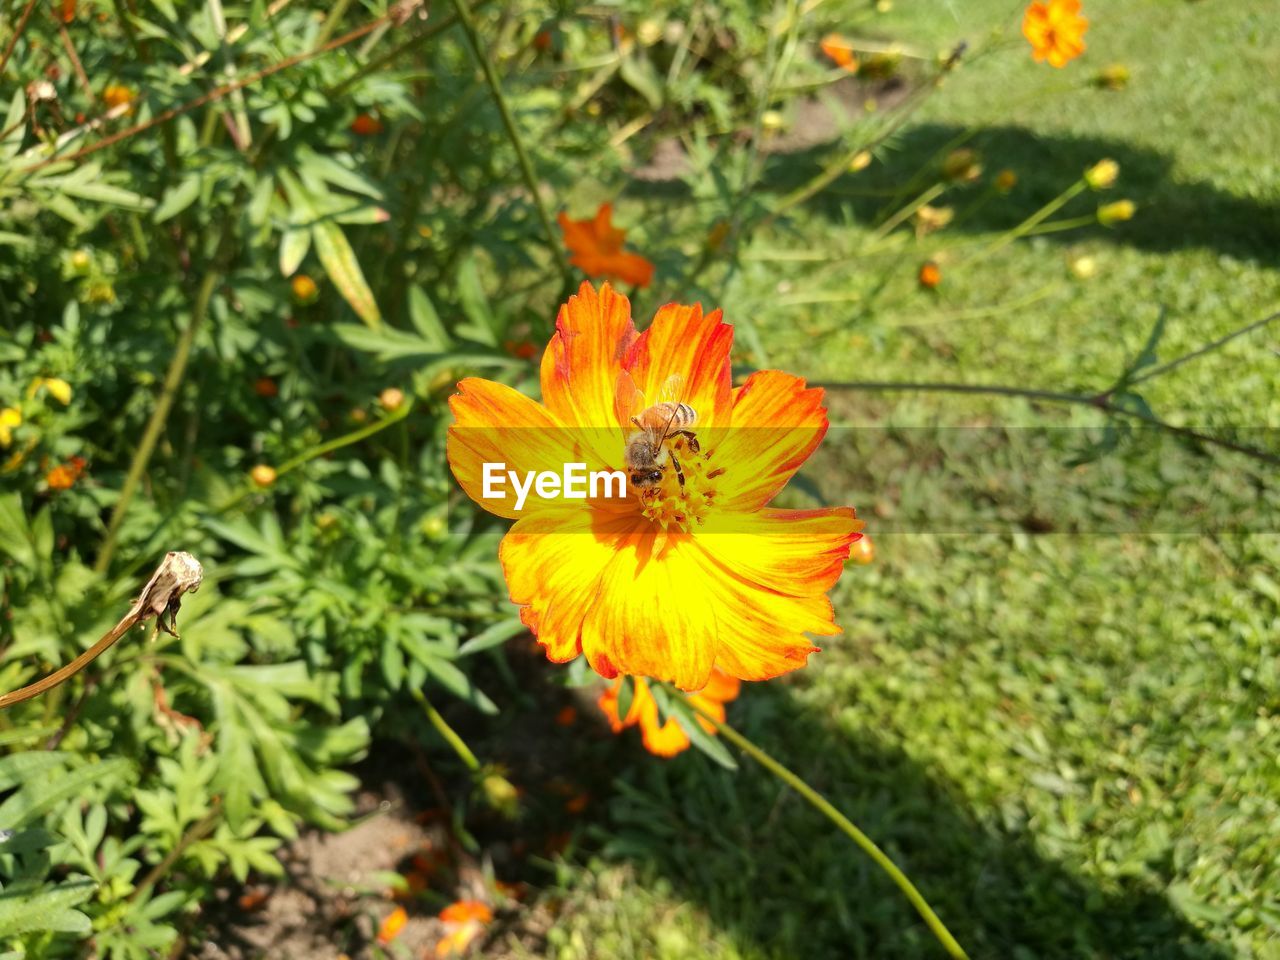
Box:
312 219 381 327
0 494 34 566
667 698 738 770
0 880 96 938
0 758 132 830
458 618 526 657
407 285 451 349
60 180 154 211
279 226 310 277
153 175 201 223
421 655 498 714
455 256 498 345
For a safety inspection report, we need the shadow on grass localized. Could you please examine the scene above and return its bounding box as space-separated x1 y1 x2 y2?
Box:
438 647 1230 960
632 121 1280 266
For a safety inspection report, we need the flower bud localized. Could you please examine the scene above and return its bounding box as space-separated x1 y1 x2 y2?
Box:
250 464 277 487
379 387 405 411
290 273 318 304
918 261 942 289
995 169 1018 193
1097 200 1136 225
1084 158 1119 190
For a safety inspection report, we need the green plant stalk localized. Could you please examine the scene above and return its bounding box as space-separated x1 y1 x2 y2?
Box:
95 271 219 575
411 688 480 771
130 802 223 902
690 701 970 959
962 179 1086 265
448 0 566 276
866 182 946 246
314 0 356 47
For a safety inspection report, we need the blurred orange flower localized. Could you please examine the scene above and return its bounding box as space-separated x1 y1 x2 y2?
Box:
557 205 654 288
436 901 492 957
46 456 87 491
377 905 408 944
819 33 858 72
1022 0 1088 68
848 534 875 565
598 671 740 757
291 273 318 304
447 283 864 690
350 113 383 135
102 84 134 110
554 705 577 726
253 377 278 398
918 261 941 289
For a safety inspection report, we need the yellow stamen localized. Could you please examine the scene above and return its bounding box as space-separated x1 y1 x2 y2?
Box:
637 438 720 533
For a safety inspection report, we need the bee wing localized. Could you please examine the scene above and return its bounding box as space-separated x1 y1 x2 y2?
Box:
613 369 646 426
657 373 685 405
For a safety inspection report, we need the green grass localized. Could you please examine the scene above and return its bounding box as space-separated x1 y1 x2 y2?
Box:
535 2 1280 958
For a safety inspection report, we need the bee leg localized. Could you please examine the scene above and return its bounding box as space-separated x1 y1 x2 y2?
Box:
669 449 686 490
673 430 700 453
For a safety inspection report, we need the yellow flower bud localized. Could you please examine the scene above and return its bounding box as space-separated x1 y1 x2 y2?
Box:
1084 159 1119 190
0 407 21 448
290 273 319 304
1097 200 1136 225
32 377 72 405
760 110 785 133
848 151 873 173
379 387 405 411
995 169 1018 193
250 464 277 487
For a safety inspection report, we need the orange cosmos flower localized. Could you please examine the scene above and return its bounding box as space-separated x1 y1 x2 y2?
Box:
598 670 740 757
557 205 655 289
377 906 408 944
436 901 492 957
102 84 134 110
1022 0 1088 68
819 33 858 72
918 261 942 289
447 282 864 691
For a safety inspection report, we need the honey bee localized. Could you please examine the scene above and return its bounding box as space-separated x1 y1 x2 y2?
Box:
616 372 700 490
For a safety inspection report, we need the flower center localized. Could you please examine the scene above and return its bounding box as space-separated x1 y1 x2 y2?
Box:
636 437 723 532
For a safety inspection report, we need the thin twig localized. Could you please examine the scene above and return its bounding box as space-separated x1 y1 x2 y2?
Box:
810 379 1280 466
0 553 204 710
447 0 566 276
95 272 219 574
1129 308 1280 387
411 688 480 772
0 0 39 76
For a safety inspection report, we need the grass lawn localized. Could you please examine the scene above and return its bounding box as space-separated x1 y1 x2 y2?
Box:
526 2 1280 958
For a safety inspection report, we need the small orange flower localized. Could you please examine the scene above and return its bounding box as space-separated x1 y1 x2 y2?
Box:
554 705 577 726
350 113 383 135
598 671 740 757
918 261 942 289
557 205 654 289
291 273 318 304
436 901 492 958
533 29 553 52
253 377 278 398
60 0 75 22
102 84 134 110
565 791 590 813
377 905 408 945
848 534 875 565
447 283 864 690
819 33 858 72
45 466 76 490
1022 0 1088 68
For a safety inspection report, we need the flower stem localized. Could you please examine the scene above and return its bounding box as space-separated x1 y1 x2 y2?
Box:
691 702 970 959
411 688 480 772
448 0 566 277
94 270 219 575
